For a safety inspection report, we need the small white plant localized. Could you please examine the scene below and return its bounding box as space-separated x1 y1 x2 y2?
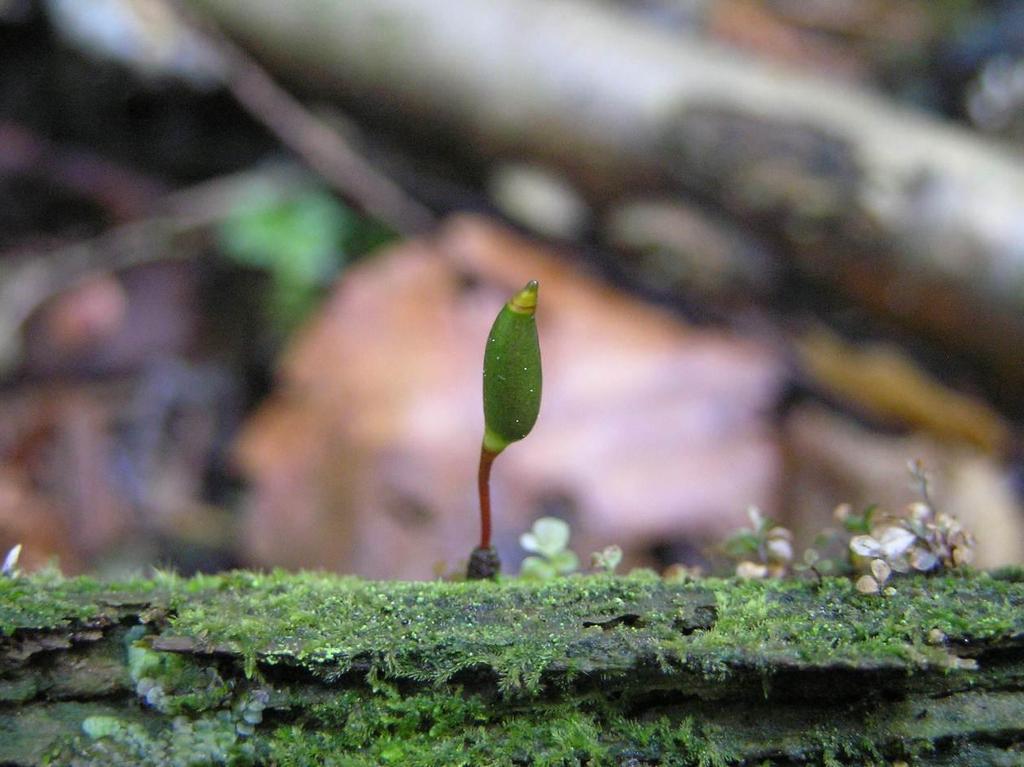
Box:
726 506 794 579
2 543 22 578
851 461 975 595
590 545 623 574
519 517 579 580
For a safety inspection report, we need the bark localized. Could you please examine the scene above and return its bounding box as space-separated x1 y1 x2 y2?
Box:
2 569 1023 765
183 0 1024 389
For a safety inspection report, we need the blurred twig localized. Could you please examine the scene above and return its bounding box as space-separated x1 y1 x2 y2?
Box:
0 121 167 222
167 0 435 235
0 164 315 375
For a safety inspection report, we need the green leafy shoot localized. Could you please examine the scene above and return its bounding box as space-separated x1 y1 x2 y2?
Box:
519 517 579 580
219 185 394 332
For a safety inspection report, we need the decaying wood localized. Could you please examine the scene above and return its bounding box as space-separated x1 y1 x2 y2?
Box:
2 570 1023 765
183 0 1024 387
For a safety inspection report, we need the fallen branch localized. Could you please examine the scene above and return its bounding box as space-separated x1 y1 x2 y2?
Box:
169 0 435 235
183 0 1024 388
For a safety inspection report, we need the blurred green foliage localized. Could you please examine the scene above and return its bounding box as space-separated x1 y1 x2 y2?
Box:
218 186 394 333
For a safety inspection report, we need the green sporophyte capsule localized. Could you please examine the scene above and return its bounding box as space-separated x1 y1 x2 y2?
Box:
482 280 542 453
467 280 542 579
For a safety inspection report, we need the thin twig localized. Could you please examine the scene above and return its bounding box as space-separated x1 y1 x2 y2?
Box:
0 165 314 375
168 0 435 235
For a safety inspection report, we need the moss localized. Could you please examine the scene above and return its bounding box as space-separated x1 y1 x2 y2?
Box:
69 710 259 767
991 564 1024 583
4 569 1022 698
0 572 156 636
125 628 235 716
158 569 718 693
0 702 148 766
265 687 727 767
53 659 270 767
3 569 1023 765
6 569 1021 687
148 569 1024 693
687 572 1024 671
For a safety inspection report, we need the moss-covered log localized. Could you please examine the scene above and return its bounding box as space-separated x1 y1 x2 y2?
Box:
2 569 1024 765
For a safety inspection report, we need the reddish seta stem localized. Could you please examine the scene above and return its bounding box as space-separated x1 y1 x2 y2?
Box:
477 446 497 549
